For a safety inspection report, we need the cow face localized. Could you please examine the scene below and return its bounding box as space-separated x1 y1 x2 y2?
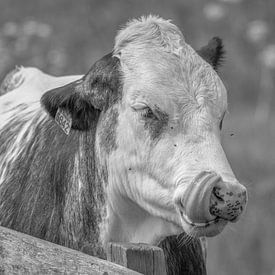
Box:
41 16 247 244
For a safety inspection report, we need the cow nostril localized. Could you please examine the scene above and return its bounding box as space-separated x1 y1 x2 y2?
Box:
209 182 247 222
212 187 224 202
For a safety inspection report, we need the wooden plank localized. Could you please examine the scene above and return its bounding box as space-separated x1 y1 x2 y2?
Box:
107 242 167 275
0 226 141 275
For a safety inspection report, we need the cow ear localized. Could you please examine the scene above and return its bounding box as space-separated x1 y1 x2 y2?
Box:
41 53 121 131
197 37 225 71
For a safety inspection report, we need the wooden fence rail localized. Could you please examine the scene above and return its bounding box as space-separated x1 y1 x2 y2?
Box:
0 226 206 274
0 226 140 275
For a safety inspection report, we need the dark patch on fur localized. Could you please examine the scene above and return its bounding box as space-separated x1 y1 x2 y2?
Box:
144 106 169 139
158 234 206 275
41 52 122 131
0 108 106 258
99 107 119 154
197 37 225 71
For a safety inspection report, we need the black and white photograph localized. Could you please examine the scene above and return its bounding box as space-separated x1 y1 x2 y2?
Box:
0 1 274 274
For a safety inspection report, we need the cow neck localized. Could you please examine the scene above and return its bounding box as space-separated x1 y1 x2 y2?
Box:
0 106 106 259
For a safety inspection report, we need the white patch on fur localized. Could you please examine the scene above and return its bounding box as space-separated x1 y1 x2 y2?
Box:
0 67 81 114
0 68 82 186
131 216 181 244
0 103 46 185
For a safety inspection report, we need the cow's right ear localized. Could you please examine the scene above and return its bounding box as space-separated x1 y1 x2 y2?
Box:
41 53 121 131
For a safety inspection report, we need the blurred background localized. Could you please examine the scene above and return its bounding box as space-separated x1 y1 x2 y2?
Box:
0 0 274 274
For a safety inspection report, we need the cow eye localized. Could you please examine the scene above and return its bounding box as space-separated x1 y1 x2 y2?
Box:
140 107 156 119
131 103 157 120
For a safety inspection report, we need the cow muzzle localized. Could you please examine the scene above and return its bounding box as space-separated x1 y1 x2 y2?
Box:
176 171 247 227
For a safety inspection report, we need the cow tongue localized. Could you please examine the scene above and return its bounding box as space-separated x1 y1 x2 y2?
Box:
183 171 221 223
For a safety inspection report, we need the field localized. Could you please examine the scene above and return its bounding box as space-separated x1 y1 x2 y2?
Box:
0 0 274 274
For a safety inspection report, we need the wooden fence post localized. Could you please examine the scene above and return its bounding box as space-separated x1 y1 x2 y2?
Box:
159 234 207 275
107 242 167 275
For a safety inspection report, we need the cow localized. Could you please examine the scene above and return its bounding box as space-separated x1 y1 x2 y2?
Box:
0 15 247 273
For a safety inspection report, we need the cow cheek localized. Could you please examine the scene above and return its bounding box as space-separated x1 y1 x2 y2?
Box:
117 115 151 159
148 139 177 176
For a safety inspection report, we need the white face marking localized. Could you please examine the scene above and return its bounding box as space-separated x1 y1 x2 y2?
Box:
101 16 236 243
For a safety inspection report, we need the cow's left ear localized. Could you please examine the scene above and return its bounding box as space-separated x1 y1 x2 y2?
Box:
41 53 121 131
197 37 225 71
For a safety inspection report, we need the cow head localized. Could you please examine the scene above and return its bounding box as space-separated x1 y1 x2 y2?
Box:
41 16 247 245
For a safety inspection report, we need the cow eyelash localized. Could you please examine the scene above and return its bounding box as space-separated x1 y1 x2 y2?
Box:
139 107 157 119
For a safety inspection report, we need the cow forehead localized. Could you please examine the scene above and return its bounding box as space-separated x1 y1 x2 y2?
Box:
114 15 185 56
114 16 227 118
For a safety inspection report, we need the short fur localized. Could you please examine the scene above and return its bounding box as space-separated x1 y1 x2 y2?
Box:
0 105 105 257
0 53 123 258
